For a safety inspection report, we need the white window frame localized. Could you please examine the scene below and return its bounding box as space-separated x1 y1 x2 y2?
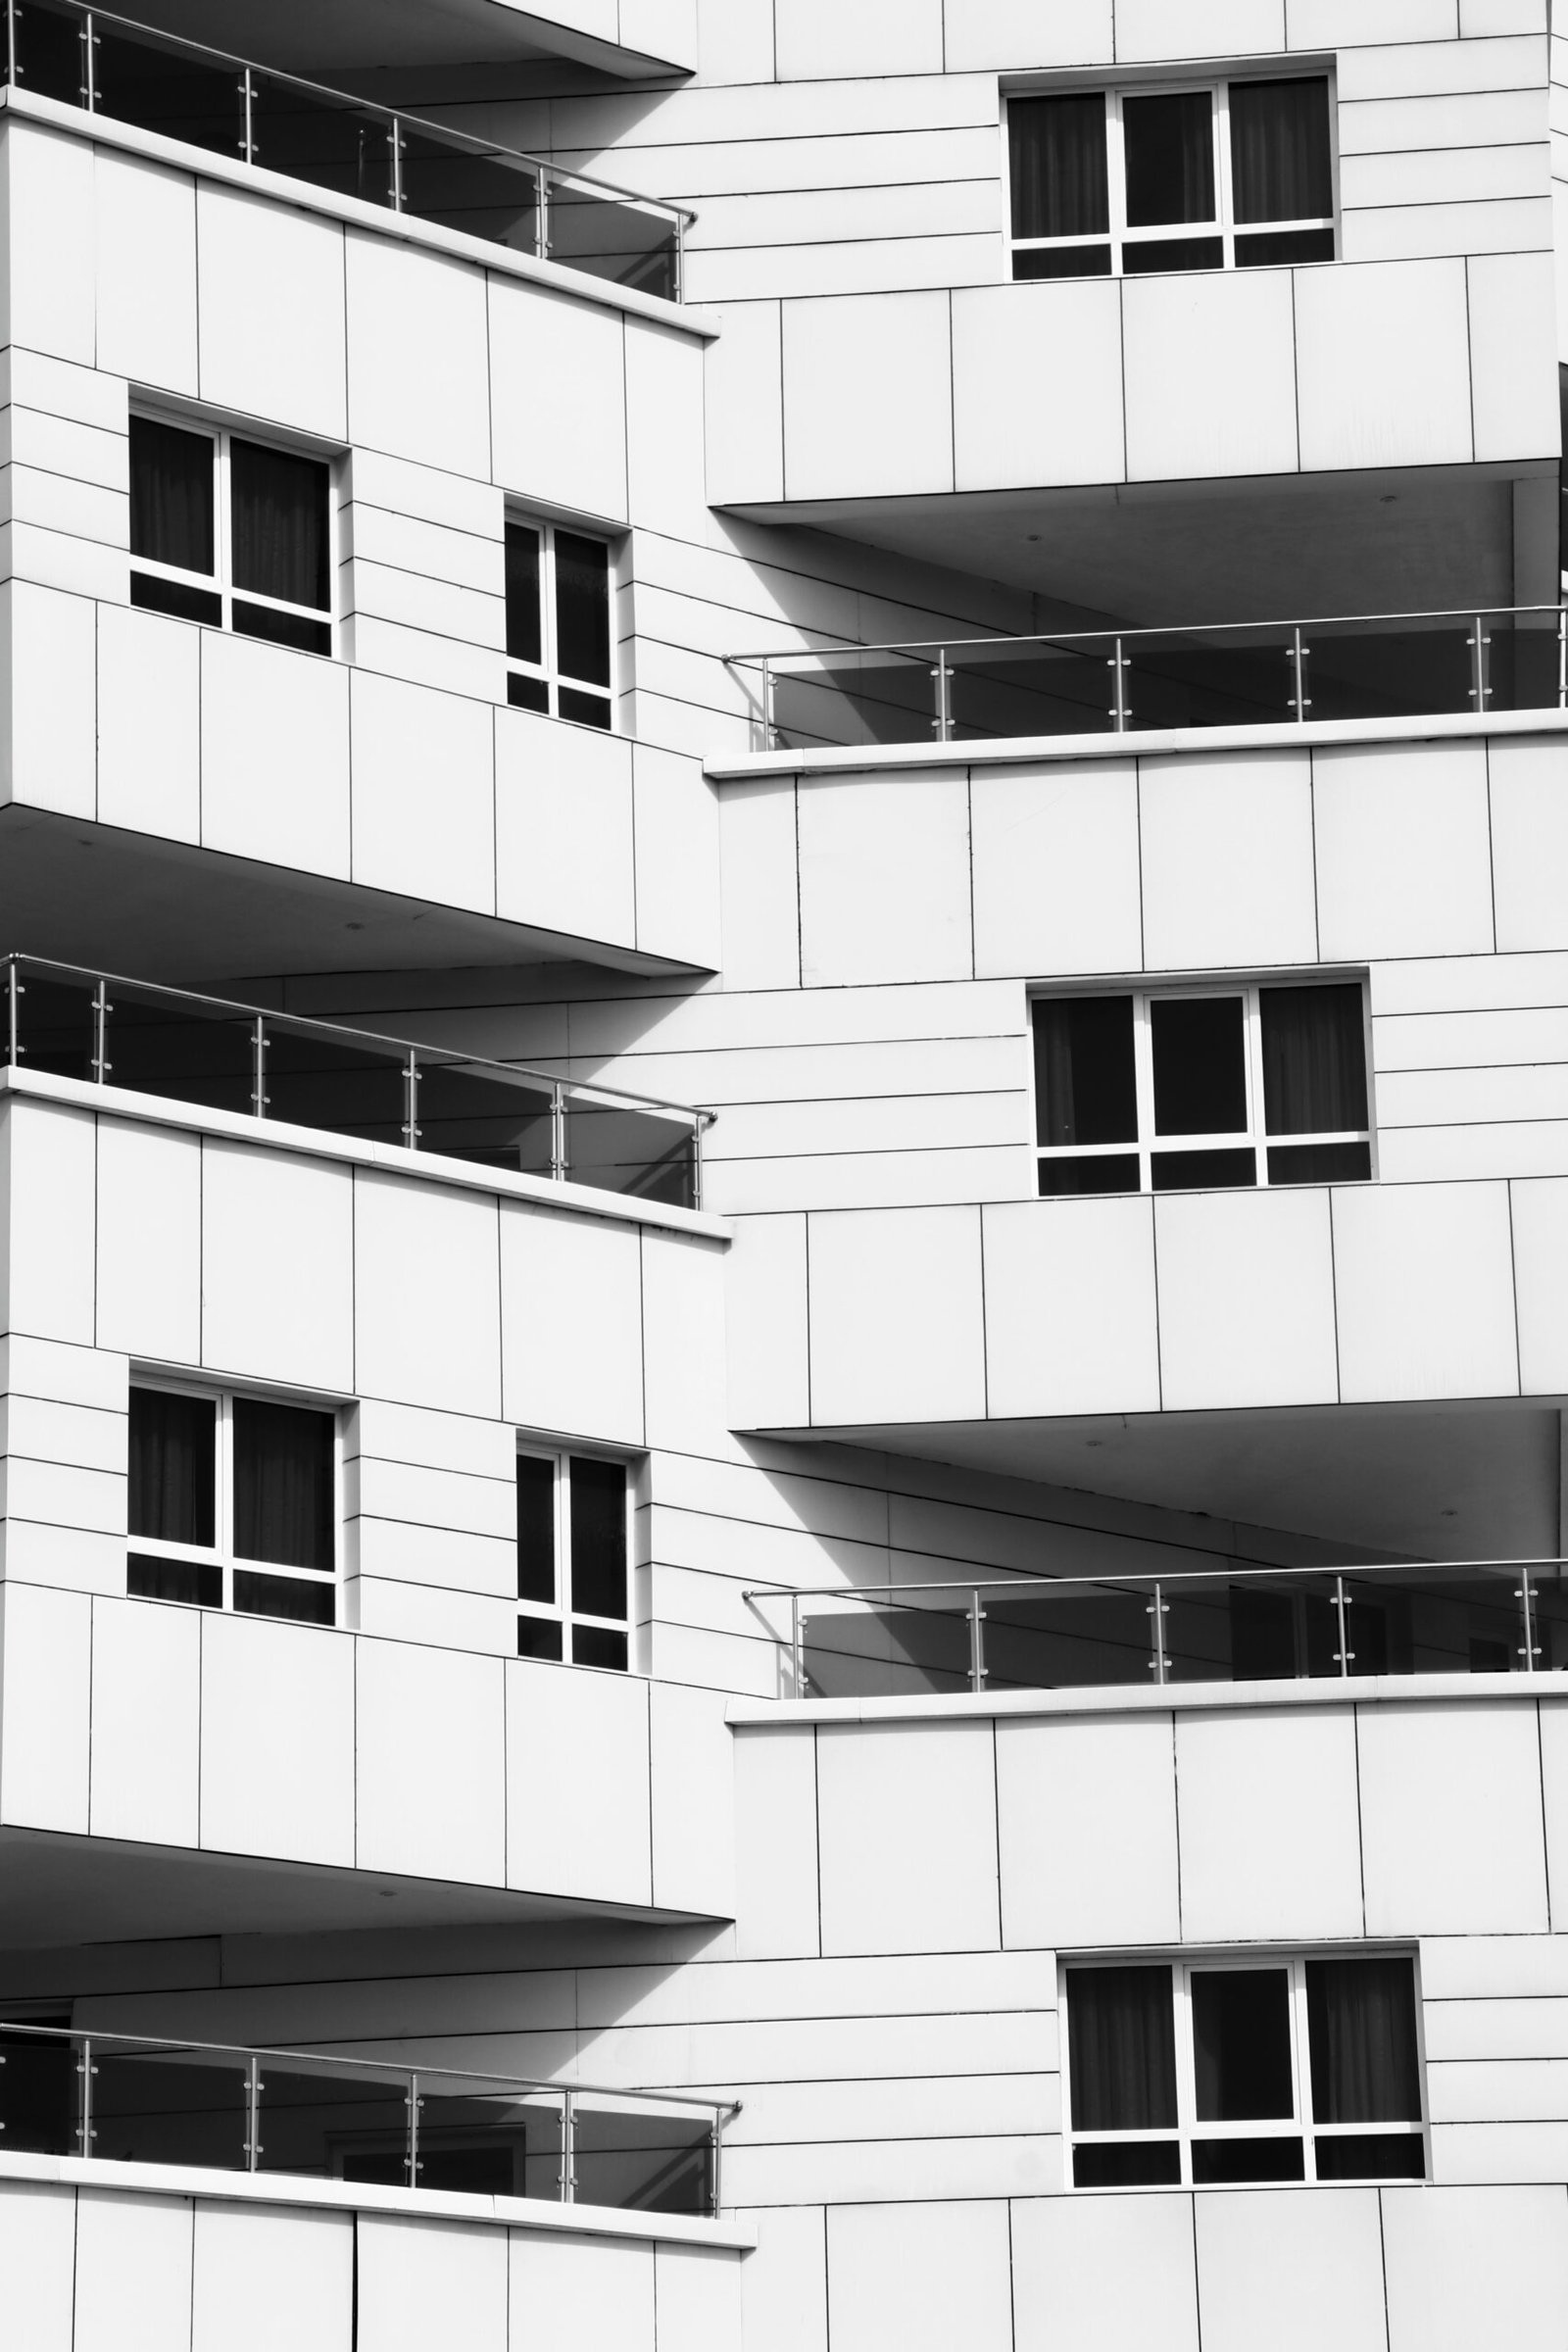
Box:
127 1376 342 1621
504 512 616 730
1061 1950 1429 2191
515 1441 636 1670
1031 977 1375 1196
1005 70 1338 280
127 408 338 653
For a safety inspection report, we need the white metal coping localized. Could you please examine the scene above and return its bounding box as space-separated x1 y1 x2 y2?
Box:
0 84 720 340
724 1665 1568 1727
0 2149 756 2248
0 1065 732 1243
704 703 1568 781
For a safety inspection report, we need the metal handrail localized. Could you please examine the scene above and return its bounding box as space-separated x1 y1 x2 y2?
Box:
727 603 1568 669
2 0 692 293
2 954 710 1128
745 1554 1568 1605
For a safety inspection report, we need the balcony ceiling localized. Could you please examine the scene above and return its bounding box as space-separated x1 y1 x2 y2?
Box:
0 808 701 988
115 0 688 80
804 1397 1563 1564
737 463 1546 635
0 1828 712 1950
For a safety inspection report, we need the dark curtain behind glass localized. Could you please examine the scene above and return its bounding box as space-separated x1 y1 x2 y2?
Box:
1261 984 1367 1135
1230 78 1333 223
233 1399 334 1571
1123 90 1214 226
1067 1966 1178 2130
1008 94 1108 239
230 438 330 610
555 531 612 686
128 1387 217 1545
506 522 544 664
1033 997 1137 1148
1307 1957 1421 2122
516 1452 556 1604
569 1456 627 1620
1192 1970 1294 2119
129 416 215 573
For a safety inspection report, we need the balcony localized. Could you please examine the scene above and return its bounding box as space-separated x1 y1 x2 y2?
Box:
0 0 690 299
749 1558 1568 1703
0 2022 731 2216
2 955 711 1208
729 603 1568 757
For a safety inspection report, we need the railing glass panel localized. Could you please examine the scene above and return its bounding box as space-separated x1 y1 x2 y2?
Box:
11 0 86 103
415 2081 563 2198
397 125 539 252
564 1099 700 1206
416 1060 556 1177
93 19 244 157
1123 625 1300 732
573 2101 715 2216
91 2043 250 2170
8 967 99 1080
0 2026 78 2154
774 1561 1568 1700
769 648 944 752
96 981 256 1116
248 71 395 207
263 1019 407 1146
545 177 680 301
949 637 1116 740
254 2055 413 2181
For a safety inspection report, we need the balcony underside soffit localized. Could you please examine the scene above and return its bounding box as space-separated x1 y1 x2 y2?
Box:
106 0 689 80
731 463 1550 636
0 1827 712 1952
0 808 700 988
792 1397 1566 1566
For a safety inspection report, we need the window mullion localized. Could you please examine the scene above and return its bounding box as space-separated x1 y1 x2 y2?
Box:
1173 1962 1196 2184
557 1448 571 1636
1216 79 1234 263
1106 90 1128 268
1292 1958 1317 2181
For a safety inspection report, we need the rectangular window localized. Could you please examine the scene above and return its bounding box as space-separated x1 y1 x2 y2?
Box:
127 1383 338 1625
504 516 614 728
1008 74 1334 280
515 1446 632 1669
1066 1953 1425 2187
129 414 333 655
1033 980 1370 1197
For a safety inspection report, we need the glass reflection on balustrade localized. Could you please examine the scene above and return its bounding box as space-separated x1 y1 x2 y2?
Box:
93 983 256 1116
246 72 395 206
6 970 99 1079
397 127 539 251
416 1059 555 1177
768 650 942 752
92 19 245 157
415 2082 563 2198
799 1597 975 1698
253 2055 412 2180
573 2102 715 2216
949 638 1114 740
565 1100 698 1206
545 179 680 299
92 2044 250 2170
0 2026 79 2154
263 1021 407 1145
10 0 87 104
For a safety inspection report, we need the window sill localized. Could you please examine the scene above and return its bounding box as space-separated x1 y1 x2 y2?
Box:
0 2148 754 2249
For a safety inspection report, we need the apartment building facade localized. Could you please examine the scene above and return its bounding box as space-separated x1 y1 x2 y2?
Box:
0 0 1565 2344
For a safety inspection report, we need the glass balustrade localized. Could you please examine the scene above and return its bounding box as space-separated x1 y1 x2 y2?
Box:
0 2025 731 2214
737 605 1568 753
771 1560 1568 1702
1 0 687 300
0 956 710 1211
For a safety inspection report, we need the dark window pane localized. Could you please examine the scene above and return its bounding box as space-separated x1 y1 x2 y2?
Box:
1306 1957 1421 2124
517 1615 564 1661
516 1452 556 1605
1067 1967 1178 2132
1267 1142 1372 1186
1261 984 1368 1135
559 685 613 729
1236 227 1336 267
129 1388 217 1546
1123 90 1215 226
231 603 332 656
555 530 612 687
129 417 215 574
1072 2139 1181 2187
1123 236 1224 274
1230 77 1334 224
1008 94 1109 240
571 1624 629 1672
1192 2136 1304 2182
230 438 329 610
1314 2132 1425 2180
234 1570 334 1626
1037 1152 1142 1198
233 1398 334 1572
569 1456 627 1622
1012 244 1112 280
1152 998 1247 1134
130 571 222 627
1034 997 1137 1147
1152 1147 1256 1191
507 671 550 712
128 1552 222 1609
1193 1969 1295 2121
505 522 543 664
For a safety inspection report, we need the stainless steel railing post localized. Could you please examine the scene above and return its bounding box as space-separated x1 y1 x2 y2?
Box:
537 165 551 263
1469 613 1490 711
6 0 16 88
408 2072 420 2185
1333 1574 1354 1675
1518 1569 1541 1672
402 1051 420 1150
77 2035 94 2155
969 1589 986 1692
91 976 111 1084
80 8 95 107
710 2115 722 2216
1109 638 1129 732
1290 624 1311 719
245 2052 261 2170
759 657 774 753
560 2089 575 2203
1558 601 1567 710
790 1592 802 1697
550 1083 567 1183
251 1016 269 1118
933 649 953 743
1148 1582 1168 1685
7 960 20 1067
239 62 253 162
